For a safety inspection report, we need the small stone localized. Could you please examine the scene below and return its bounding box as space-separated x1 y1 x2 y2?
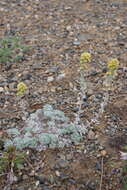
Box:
86 182 95 190
72 107 79 113
16 187 26 190
59 174 69 180
57 159 69 169
48 175 55 184
82 95 88 102
64 6 71 10
100 150 107 157
69 179 76 184
55 170 60 177
0 87 4 92
66 153 73 160
47 76 54 82
33 63 42 69
48 67 58 73
78 33 92 41
35 180 40 186
87 130 95 140
5 63 13 70
73 41 81 46
66 25 71 31
56 73 65 81
22 73 32 80
82 102 89 108
87 89 93 97
35 175 47 184
35 15 39 19
9 82 16 90
95 163 101 171
22 175 28 180
50 87 56 92
43 186 50 190
29 170 35 176
95 93 103 99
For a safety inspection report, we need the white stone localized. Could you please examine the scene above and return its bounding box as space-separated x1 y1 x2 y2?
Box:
47 76 54 82
56 73 65 81
0 87 4 92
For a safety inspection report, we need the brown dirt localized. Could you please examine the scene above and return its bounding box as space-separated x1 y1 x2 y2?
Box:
0 0 127 189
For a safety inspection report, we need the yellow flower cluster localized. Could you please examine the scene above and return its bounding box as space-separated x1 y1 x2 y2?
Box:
104 58 119 90
107 58 119 76
17 82 27 96
80 52 91 70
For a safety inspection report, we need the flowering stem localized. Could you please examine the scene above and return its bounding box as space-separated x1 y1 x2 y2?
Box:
80 70 87 99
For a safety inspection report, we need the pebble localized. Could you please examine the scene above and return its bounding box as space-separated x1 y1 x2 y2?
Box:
48 175 55 184
87 89 94 97
29 170 35 176
95 162 101 171
48 67 58 73
9 82 16 90
82 95 88 102
55 170 60 177
33 63 42 69
86 182 96 190
35 175 47 184
69 179 76 184
16 187 26 190
22 73 32 80
87 130 95 140
42 186 50 190
56 159 69 169
95 93 103 99
5 63 13 70
56 73 65 81
50 87 56 92
100 150 107 157
22 175 28 180
59 173 69 181
47 76 54 82
78 33 92 41
35 180 40 186
82 102 89 108
66 153 73 160
66 25 71 31
0 87 4 92
73 41 81 46
72 107 79 113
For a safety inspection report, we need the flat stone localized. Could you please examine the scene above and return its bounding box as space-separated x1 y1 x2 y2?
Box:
78 33 93 41
56 73 65 81
73 41 81 46
87 130 95 140
16 187 26 190
0 87 4 92
22 175 28 180
57 159 69 169
35 175 48 184
47 76 54 82
42 186 50 190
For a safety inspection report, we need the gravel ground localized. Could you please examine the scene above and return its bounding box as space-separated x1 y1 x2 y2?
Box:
0 0 127 189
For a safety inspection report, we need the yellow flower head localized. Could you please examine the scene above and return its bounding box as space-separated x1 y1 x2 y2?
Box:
80 52 91 70
17 82 27 96
80 52 91 64
108 58 119 72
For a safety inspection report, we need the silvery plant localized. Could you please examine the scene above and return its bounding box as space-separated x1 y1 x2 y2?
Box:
5 104 87 151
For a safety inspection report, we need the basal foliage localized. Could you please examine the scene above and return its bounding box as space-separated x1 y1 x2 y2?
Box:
5 104 87 151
